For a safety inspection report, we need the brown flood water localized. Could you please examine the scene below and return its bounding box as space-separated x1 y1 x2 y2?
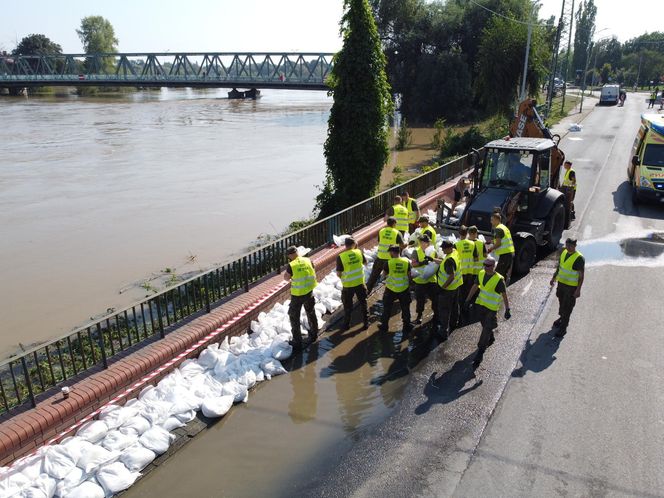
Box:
0 89 331 358
125 307 437 498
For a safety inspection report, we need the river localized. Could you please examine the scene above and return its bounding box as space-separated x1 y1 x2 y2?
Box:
0 88 331 358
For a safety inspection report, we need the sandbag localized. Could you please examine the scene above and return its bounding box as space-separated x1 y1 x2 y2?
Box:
271 341 292 361
139 400 172 426
161 416 186 431
119 415 151 436
75 420 109 444
54 467 84 498
95 462 140 496
138 427 174 455
119 445 156 472
14 455 44 481
174 410 197 424
62 480 104 498
75 445 119 474
260 359 287 377
43 445 77 480
21 474 56 498
200 396 234 418
98 406 138 430
332 234 350 247
101 430 138 452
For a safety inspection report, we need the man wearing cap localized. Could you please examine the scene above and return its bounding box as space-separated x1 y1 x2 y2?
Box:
367 217 405 294
549 238 584 338
336 237 369 331
417 215 437 245
379 245 412 333
487 211 514 282
400 190 421 233
464 257 511 369
385 195 410 234
433 240 463 340
411 234 438 325
561 161 577 220
284 246 319 351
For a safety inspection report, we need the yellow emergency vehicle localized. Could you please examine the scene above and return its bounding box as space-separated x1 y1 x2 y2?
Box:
628 114 664 204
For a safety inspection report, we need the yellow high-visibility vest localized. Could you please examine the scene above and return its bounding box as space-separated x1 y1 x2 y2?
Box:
562 168 577 191
377 226 399 260
412 247 436 284
455 239 475 276
339 249 365 288
556 249 583 287
289 256 317 296
392 204 409 232
494 223 515 256
437 250 462 291
404 198 418 224
386 257 410 293
475 270 505 311
471 239 485 275
420 225 437 245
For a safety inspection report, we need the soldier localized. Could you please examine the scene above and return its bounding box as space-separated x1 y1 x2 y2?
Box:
455 225 476 311
284 246 319 351
417 215 437 245
379 245 412 333
336 237 369 331
366 217 405 294
549 237 584 338
411 234 438 325
385 195 410 235
487 211 515 283
400 190 421 233
464 257 511 369
434 240 462 340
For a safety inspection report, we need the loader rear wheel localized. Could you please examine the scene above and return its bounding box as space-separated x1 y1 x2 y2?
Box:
546 203 565 250
514 237 537 276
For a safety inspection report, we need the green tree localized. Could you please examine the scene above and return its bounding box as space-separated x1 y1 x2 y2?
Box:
76 16 118 53
12 34 62 56
600 62 612 84
316 0 393 217
572 0 597 83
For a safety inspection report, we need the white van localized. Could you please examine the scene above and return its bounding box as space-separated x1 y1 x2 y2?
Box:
600 84 620 106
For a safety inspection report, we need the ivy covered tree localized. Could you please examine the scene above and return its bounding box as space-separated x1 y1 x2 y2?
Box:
316 0 393 217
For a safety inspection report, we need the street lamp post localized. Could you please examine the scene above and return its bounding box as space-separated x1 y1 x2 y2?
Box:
519 0 542 101
579 29 609 112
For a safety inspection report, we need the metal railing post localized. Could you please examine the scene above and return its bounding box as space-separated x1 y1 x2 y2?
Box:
156 297 165 338
243 257 250 292
204 274 211 313
20 357 36 408
96 323 108 369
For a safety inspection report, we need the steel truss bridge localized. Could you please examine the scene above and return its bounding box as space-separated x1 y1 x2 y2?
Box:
0 52 335 89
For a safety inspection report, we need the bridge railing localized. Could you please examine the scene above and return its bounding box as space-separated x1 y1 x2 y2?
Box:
0 153 471 415
0 53 335 87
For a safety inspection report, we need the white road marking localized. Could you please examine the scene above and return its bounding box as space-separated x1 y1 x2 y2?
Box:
583 225 592 239
520 280 533 296
568 137 584 141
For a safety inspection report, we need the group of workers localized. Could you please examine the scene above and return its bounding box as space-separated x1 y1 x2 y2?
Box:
283 185 584 370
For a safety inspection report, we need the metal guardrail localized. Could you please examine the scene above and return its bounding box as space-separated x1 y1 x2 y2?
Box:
0 52 334 89
0 153 471 415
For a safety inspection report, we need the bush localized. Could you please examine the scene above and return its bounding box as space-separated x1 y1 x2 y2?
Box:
439 126 487 159
431 118 446 149
396 118 411 150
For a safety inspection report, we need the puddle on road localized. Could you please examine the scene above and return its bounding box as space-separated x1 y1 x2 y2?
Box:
125 307 439 498
580 232 664 267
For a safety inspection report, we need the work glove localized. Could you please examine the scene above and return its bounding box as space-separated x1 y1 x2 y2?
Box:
504 308 512 320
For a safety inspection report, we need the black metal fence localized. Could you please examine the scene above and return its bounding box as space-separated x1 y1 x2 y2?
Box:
0 153 471 415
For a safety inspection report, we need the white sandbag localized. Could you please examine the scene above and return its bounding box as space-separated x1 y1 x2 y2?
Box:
163 385 201 414
139 400 172 426
21 474 56 498
271 340 292 361
220 381 248 403
138 385 161 403
314 302 327 316
0 478 22 498
178 360 205 379
76 445 119 474
54 467 84 498
43 445 77 480
98 406 139 430
260 359 287 377
101 430 138 452
95 462 140 496
14 454 44 481
138 427 174 455
119 415 151 436
62 480 104 498
332 234 350 247
200 396 234 418
174 410 197 424
161 416 186 431
236 368 257 389
75 420 109 444
196 348 220 370
119 445 156 472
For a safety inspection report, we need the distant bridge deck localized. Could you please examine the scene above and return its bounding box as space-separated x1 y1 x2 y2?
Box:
0 52 334 89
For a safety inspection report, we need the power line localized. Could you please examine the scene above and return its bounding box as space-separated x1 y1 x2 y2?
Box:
466 0 551 28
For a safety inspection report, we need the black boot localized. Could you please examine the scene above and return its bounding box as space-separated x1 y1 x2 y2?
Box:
472 350 485 369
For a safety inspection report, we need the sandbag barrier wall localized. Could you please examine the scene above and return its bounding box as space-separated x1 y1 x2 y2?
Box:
0 166 467 466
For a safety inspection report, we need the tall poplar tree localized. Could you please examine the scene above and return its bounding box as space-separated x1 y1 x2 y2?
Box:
316 0 392 217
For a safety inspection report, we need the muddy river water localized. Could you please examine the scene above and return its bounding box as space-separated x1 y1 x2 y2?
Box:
0 89 331 358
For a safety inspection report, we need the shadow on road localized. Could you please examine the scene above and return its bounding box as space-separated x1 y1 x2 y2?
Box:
414 355 483 415
613 180 664 220
511 328 560 377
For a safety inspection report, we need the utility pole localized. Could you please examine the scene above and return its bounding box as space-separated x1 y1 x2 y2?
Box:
520 1 541 101
579 41 593 113
545 0 566 117
560 0 575 115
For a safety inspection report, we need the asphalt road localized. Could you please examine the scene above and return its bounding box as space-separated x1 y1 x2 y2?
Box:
304 95 664 498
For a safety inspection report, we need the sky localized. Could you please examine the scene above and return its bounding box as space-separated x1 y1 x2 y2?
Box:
0 0 660 55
